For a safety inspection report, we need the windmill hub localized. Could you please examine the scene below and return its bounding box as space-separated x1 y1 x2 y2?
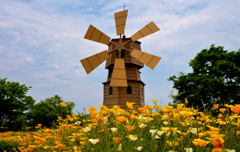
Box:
111 38 131 58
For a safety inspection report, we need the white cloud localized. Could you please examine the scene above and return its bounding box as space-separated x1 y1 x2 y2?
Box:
26 56 33 62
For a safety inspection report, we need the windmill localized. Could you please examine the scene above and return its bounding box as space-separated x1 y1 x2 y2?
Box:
80 9 161 109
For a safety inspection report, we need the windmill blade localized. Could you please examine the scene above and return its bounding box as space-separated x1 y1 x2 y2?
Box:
80 50 110 74
110 58 128 87
84 25 110 45
130 21 160 41
114 9 128 35
130 49 161 70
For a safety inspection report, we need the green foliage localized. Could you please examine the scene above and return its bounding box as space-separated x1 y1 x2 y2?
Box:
0 140 20 151
168 44 240 110
27 95 75 129
0 78 35 131
0 126 8 132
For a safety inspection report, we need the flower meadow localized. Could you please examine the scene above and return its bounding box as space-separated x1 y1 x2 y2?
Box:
0 100 240 152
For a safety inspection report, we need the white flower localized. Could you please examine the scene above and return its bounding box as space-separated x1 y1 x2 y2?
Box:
138 124 146 128
154 135 160 139
163 121 169 125
161 127 170 132
172 130 177 136
189 127 197 134
166 131 171 136
143 117 148 122
138 115 148 122
89 139 99 145
138 115 143 120
162 115 169 119
126 120 130 124
184 147 193 152
118 143 122 151
149 129 158 134
111 127 118 132
70 138 75 142
157 131 164 136
226 149 235 152
75 121 81 125
136 146 143 151
129 135 138 141
84 126 91 132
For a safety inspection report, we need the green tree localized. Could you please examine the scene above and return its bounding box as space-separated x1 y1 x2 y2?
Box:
168 44 240 110
0 78 35 131
27 95 75 129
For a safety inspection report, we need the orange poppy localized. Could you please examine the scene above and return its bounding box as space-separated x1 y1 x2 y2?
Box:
126 125 134 131
212 137 224 148
113 137 121 143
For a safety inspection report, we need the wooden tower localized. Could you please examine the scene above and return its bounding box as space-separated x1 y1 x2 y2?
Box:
102 36 145 109
80 10 161 109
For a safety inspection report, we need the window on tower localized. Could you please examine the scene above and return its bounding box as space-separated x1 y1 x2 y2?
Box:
109 69 113 78
127 86 132 94
109 87 113 95
121 52 124 58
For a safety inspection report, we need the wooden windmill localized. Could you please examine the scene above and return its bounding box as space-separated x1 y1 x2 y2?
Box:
80 9 161 109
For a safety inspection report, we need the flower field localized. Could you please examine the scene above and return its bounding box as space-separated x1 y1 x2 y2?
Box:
0 100 240 152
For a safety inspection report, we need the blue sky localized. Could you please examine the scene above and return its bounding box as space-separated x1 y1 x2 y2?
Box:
1 0 240 113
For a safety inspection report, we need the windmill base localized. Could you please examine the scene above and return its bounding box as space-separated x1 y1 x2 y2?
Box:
102 80 145 110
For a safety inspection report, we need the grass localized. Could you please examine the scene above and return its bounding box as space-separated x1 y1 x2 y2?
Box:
0 100 240 152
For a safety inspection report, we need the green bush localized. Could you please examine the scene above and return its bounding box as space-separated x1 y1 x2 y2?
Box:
0 127 8 132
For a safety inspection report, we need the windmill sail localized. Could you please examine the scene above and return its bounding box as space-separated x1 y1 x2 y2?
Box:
114 10 128 35
110 58 128 87
80 50 109 74
84 25 110 45
131 21 160 41
130 49 161 70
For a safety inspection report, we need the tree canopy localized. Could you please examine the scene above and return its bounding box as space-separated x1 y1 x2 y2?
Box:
168 44 240 110
27 95 75 128
0 78 35 130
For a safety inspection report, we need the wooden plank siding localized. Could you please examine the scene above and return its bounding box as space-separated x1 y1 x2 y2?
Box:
105 53 112 69
130 42 141 51
125 66 137 80
131 57 144 67
103 84 119 108
103 81 145 109
140 83 145 106
119 82 140 107
136 69 141 80
123 50 132 64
